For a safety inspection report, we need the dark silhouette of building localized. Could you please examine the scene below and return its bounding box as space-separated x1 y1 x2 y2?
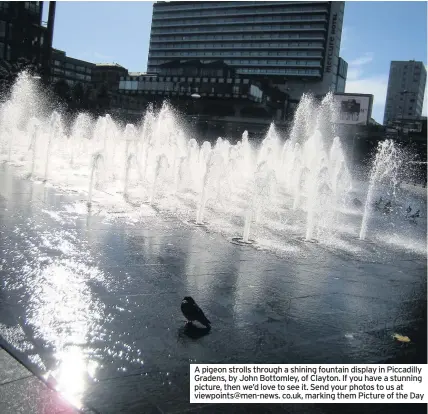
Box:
51 49 94 87
92 63 128 91
118 59 288 139
0 1 56 82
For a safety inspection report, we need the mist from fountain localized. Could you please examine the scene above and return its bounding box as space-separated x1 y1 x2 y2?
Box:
0 72 425 257
359 139 403 240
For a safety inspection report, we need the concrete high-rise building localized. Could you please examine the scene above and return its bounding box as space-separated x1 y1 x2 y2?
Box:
147 1 346 100
383 60 427 125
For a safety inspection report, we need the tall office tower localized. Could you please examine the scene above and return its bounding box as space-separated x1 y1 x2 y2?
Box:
147 1 346 100
383 60 427 125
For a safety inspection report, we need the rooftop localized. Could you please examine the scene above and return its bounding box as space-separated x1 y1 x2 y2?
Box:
95 63 127 69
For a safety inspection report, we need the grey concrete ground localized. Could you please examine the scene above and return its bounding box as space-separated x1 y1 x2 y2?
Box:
0 164 426 414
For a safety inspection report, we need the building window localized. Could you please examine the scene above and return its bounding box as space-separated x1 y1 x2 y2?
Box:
0 41 4 59
0 21 6 38
0 2 10 11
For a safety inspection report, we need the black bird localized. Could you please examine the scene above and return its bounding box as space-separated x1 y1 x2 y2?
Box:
383 200 392 213
410 209 420 219
181 296 211 328
374 197 383 210
406 206 412 215
353 198 363 208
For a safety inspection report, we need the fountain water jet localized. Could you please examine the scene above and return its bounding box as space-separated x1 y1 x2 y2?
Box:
87 153 104 207
1 73 424 258
124 154 136 200
150 154 169 205
195 162 210 225
359 140 402 240
28 123 40 178
44 111 62 182
194 151 225 225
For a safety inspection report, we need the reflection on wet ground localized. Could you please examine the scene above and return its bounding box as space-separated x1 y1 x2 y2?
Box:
0 165 426 414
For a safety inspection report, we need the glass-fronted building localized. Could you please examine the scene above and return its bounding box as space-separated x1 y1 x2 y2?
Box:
147 1 346 99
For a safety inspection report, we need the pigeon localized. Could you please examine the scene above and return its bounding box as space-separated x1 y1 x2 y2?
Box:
181 296 211 328
383 200 392 213
352 198 363 208
410 210 420 219
374 197 383 210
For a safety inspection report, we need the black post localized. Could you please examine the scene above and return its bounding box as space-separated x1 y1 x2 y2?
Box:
42 1 56 84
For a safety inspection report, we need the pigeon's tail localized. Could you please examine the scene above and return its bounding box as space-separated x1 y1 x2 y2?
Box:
198 314 211 327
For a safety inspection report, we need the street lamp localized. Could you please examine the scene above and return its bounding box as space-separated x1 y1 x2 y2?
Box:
190 92 201 118
190 92 202 135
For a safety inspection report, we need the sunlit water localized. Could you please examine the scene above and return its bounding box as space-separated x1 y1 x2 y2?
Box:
1 73 425 254
0 72 426 409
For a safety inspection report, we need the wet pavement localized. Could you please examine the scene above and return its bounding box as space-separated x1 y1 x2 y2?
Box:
0 347 79 414
0 164 426 414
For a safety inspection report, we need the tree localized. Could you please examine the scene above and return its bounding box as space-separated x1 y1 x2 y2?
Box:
95 82 111 113
53 79 71 103
71 82 85 110
84 84 97 111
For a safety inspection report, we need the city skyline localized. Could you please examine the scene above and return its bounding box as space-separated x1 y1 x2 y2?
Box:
49 1 427 123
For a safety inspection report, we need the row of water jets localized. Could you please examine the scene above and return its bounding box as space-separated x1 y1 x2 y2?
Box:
0 73 402 244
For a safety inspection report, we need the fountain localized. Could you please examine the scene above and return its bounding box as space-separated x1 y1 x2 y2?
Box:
87 153 104 207
150 154 169 205
359 139 403 240
194 150 224 225
0 73 424 257
44 111 63 182
124 154 135 200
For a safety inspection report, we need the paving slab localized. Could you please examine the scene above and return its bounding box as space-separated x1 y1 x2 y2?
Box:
0 348 79 414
